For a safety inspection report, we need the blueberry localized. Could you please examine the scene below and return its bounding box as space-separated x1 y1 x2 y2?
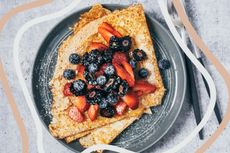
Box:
103 49 113 63
138 68 148 78
70 79 87 96
100 105 116 118
69 53 81 64
104 64 115 76
84 71 96 85
63 69 76 80
107 92 118 105
99 98 109 109
88 63 98 73
117 80 129 96
133 49 147 61
86 89 104 105
129 59 137 69
121 36 132 51
158 59 170 70
96 75 107 86
109 36 122 51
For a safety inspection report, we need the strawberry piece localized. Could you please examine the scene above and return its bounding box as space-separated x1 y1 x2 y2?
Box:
122 91 139 110
88 104 99 121
112 52 128 64
98 27 114 43
122 61 135 82
114 63 135 87
68 106 85 123
75 96 90 113
99 22 122 37
115 101 128 115
76 64 85 79
89 42 108 51
63 83 73 96
87 84 94 90
133 80 157 96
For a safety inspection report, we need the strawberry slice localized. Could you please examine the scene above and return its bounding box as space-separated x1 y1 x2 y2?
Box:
113 63 135 87
133 81 157 96
76 64 85 80
122 61 135 82
63 83 73 96
68 106 85 123
115 101 128 115
88 104 99 121
75 96 90 113
99 22 122 37
122 91 139 110
112 52 128 64
98 27 114 43
89 42 108 51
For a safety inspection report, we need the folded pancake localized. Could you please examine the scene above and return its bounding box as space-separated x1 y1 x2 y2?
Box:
49 3 165 143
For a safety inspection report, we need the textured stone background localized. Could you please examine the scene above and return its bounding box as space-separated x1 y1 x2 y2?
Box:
0 0 229 153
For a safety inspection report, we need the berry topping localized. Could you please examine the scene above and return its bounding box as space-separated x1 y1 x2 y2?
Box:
96 75 107 86
133 49 147 61
75 96 90 113
70 79 87 96
69 53 81 64
121 36 132 51
158 59 170 70
107 92 119 105
104 64 115 76
117 80 129 96
112 52 128 64
63 83 73 96
99 98 109 109
88 104 99 121
86 89 104 105
68 106 84 123
114 63 135 87
89 42 108 51
84 71 96 85
82 50 104 67
138 68 149 78
122 91 139 110
76 64 85 80
109 36 122 51
133 80 156 96
115 101 128 115
88 63 99 73
103 49 113 63
99 22 122 38
63 69 76 80
100 105 116 118
104 76 120 92
129 59 137 69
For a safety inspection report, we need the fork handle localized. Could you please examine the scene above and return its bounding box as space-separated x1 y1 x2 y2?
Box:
198 58 222 124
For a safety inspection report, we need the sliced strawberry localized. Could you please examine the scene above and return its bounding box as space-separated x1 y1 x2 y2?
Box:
114 63 135 87
76 64 85 79
122 91 139 110
115 101 128 115
75 96 90 113
98 27 114 43
99 22 122 37
63 83 73 96
88 104 99 121
112 52 128 64
133 81 157 96
87 84 94 90
89 42 108 51
122 61 135 82
68 106 85 123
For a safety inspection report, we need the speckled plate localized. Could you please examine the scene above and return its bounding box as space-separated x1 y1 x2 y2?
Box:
32 4 187 153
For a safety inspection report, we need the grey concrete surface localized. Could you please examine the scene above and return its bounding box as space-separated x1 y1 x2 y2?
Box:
0 0 229 153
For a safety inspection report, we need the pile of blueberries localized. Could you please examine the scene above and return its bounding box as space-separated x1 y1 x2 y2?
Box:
63 36 148 117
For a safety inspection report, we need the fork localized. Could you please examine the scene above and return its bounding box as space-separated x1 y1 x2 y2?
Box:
167 0 205 139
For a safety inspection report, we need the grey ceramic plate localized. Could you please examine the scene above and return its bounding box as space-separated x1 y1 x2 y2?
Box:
32 4 187 153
